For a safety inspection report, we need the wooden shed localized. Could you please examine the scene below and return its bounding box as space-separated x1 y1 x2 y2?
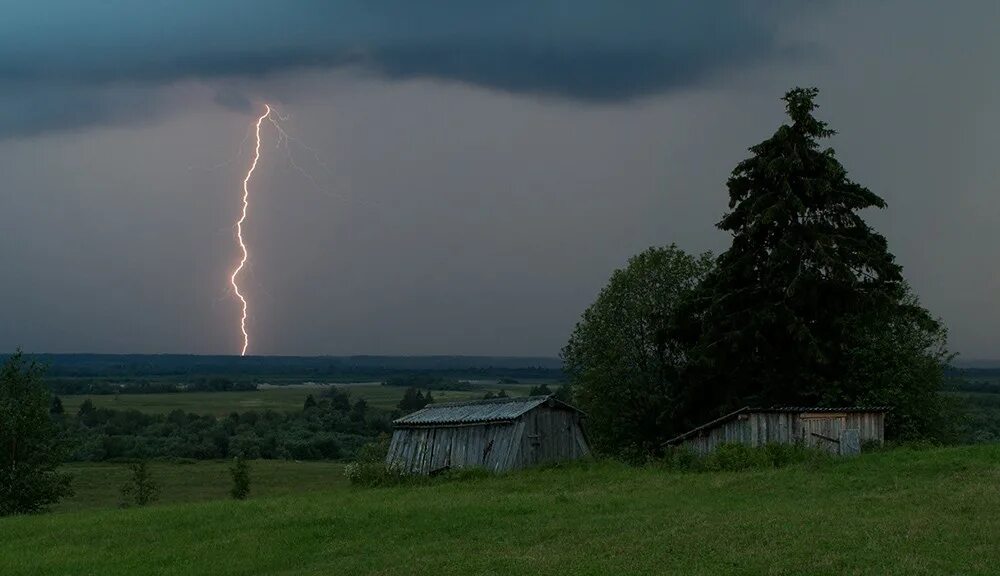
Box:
664 406 889 456
386 395 590 474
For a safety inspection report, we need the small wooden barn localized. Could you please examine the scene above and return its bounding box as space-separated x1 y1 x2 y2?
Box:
386 395 590 474
664 406 889 456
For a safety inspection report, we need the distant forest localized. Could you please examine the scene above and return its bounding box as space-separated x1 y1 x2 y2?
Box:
0 354 565 464
12 353 563 380
52 386 389 462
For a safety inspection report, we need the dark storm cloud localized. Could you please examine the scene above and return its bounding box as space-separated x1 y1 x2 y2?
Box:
0 85 169 138
0 1 800 137
1 1 997 359
211 86 255 114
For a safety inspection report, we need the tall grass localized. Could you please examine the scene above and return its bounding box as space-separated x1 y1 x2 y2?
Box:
657 442 834 472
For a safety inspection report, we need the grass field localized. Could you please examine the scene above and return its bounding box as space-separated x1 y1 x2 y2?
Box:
3 445 999 575
54 460 347 513
58 382 536 415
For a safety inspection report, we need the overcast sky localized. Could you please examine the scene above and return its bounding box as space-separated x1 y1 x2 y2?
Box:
0 1 997 359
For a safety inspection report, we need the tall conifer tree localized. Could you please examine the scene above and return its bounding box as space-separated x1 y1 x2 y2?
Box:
681 88 905 421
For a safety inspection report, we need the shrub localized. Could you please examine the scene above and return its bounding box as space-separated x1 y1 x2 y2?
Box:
434 467 490 482
659 446 700 471
354 434 391 464
120 461 158 507
345 434 408 487
344 461 410 487
658 443 831 472
229 457 251 500
703 443 771 471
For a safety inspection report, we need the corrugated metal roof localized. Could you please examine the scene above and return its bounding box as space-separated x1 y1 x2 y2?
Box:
758 406 892 414
393 395 580 427
664 405 891 446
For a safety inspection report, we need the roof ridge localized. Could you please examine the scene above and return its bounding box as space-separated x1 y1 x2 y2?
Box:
755 406 893 412
392 395 583 427
424 394 552 409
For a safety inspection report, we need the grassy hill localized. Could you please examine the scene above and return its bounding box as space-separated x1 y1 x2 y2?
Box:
53 460 347 513
3 445 999 575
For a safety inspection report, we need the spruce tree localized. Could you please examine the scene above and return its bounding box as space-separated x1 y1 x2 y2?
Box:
1 351 73 515
397 387 423 413
681 88 905 422
302 394 317 411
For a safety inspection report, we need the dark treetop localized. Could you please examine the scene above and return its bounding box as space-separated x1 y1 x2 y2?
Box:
679 88 905 423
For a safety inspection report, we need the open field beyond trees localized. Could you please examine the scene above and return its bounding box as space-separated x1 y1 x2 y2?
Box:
3 445 999 576
57 382 537 415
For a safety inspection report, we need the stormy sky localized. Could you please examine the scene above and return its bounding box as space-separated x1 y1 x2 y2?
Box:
1 1 997 358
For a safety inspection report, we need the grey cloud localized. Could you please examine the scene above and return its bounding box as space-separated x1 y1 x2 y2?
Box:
0 85 170 138
0 1 996 360
212 86 255 114
0 1 804 137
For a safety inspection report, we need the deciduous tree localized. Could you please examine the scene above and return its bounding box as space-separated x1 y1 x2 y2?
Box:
563 245 713 456
120 460 157 507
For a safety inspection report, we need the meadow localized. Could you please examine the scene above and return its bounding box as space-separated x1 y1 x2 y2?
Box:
3 445 999 575
54 460 347 513
58 382 536 415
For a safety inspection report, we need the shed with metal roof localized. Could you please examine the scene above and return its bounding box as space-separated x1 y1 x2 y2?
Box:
664 406 889 456
386 395 590 474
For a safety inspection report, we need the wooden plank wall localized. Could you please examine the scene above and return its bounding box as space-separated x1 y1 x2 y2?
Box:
386 405 591 474
515 406 590 469
680 411 885 455
845 412 885 444
386 422 520 474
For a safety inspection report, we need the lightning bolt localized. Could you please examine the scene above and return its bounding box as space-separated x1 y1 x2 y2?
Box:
225 104 373 355
230 104 272 356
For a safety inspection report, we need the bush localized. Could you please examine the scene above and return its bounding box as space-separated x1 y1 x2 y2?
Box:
344 461 411 487
229 457 251 500
659 446 700 471
658 443 831 472
120 461 158 507
434 467 490 482
354 434 391 464
345 434 406 487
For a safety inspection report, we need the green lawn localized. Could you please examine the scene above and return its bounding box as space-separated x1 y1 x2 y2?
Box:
54 460 347 513
58 383 535 416
3 445 999 575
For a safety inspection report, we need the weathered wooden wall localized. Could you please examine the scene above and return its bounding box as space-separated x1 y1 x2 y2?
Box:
513 406 590 469
679 411 885 456
386 422 521 474
386 405 590 474
845 412 885 444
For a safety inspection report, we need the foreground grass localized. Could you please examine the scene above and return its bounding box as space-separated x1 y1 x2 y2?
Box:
3 445 999 575
58 383 534 415
55 460 347 512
